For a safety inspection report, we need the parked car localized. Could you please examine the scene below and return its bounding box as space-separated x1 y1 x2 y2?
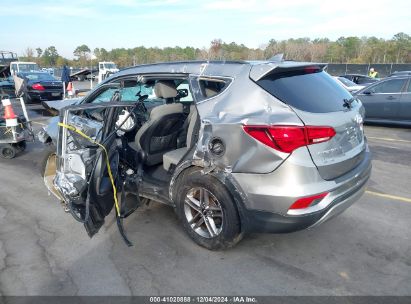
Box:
388 71 411 77
354 76 411 125
41 67 55 76
333 76 365 93
0 76 16 99
340 74 379 85
41 61 371 250
18 71 63 103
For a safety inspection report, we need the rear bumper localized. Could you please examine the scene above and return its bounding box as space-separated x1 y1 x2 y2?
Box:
242 167 369 233
28 90 63 101
232 145 372 233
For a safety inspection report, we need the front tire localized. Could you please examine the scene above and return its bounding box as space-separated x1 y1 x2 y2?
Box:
174 167 242 250
40 145 57 177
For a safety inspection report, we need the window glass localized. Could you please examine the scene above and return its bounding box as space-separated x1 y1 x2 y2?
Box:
88 78 194 105
190 77 231 103
200 80 226 97
119 79 147 103
338 77 356 87
21 73 56 81
357 77 369 84
90 87 119 104
18 64 39 72
257 70 351 113
371 79 406 93
104 63 116 69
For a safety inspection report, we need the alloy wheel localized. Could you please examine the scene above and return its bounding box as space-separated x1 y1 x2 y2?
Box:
184 187 223 238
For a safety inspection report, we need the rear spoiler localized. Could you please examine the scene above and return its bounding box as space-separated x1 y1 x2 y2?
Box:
250 62 328 82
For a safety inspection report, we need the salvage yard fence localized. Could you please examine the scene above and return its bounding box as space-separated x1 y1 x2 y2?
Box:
326 63 411 77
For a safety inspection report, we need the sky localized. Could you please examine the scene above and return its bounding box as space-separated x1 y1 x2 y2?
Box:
0 0 410 59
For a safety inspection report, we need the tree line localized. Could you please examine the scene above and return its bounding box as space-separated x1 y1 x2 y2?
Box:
20 33 411 68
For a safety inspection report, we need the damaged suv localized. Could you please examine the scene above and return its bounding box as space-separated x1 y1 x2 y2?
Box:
42 60 371 250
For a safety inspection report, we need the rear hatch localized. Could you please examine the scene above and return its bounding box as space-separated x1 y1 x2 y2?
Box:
254 64 366 180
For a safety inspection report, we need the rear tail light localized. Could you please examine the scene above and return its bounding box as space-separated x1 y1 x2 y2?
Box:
243 125 336 153
32 83 45 91
288 192 329 210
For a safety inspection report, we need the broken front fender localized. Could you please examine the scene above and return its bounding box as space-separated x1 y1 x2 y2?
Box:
37 116 60 145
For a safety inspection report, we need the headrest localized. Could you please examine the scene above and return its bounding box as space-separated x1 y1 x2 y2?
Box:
205 87 219 97
150 103 183 120
154 80 178 99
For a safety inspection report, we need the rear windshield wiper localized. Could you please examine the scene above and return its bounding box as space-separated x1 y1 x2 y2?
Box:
343 97 356 109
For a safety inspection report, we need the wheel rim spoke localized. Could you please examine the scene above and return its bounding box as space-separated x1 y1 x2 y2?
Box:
203 189 210 206
193 216 205 229
184 196 201 212
207 205 221 211
188 211 201 224
205 216 218 237
199 188 203 204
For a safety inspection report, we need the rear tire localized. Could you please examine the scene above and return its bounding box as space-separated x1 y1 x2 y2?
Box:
0 144 17 159
24 94 33 104
174 167 242 250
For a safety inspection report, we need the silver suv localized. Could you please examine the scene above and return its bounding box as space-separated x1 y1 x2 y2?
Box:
42 60 371 250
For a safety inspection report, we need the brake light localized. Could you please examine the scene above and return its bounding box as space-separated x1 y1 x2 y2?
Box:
243 125 336 153
32 83 45 91
304 66 320 74
288 192 329 210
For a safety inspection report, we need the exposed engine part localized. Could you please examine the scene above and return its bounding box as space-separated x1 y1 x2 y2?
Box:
54 171 86 199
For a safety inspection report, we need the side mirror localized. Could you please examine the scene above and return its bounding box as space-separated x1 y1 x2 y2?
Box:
177 88 189 99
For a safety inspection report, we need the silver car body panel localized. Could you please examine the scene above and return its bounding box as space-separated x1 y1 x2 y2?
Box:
189 66 303 174
232 145 371 215
291 104 366 180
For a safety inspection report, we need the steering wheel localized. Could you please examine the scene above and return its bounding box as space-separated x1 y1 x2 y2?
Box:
134 90 148 113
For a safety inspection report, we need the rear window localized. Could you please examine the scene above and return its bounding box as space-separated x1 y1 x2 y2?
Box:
337 77 357 87
22 73 56 81
257 69 352 113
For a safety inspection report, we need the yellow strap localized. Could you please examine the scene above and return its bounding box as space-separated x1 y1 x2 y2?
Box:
58 122 120 217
